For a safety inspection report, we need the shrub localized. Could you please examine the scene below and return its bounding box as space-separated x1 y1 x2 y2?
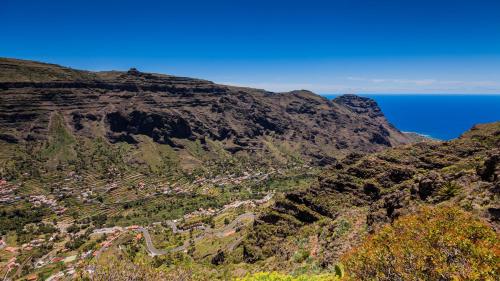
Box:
343 206 499 280
236 272 340 281
435 181 461 201
292 249 310 263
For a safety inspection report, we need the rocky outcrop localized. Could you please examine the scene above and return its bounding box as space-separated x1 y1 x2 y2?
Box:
477 153 499 182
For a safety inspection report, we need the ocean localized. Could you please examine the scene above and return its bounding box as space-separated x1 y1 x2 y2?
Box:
323 94 500 140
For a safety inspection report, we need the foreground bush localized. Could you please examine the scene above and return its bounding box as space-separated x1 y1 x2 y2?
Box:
236 272 340 281
344 206 499 280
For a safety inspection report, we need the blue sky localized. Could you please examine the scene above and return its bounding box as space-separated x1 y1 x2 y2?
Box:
1 0 499 94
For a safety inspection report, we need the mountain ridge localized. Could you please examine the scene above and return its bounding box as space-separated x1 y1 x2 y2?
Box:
0 57 413 169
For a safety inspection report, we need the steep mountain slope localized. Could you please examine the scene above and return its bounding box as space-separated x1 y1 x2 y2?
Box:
243 122 500 268
0 57 412 170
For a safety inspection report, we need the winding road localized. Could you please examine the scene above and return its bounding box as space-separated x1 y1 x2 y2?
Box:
139 212 255 256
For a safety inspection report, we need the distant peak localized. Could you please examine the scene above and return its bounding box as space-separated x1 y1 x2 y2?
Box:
333 94 382 116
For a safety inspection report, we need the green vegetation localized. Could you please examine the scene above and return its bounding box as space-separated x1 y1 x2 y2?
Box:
42 113 76 161
236 272 341 281
0 112 322 280
435 181 461 201
0 205 48 234
343 206 499 280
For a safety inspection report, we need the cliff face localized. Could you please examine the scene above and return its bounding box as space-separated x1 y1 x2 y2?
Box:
0 58 412 166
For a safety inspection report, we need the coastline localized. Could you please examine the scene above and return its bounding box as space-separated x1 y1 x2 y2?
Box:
402 131 441 142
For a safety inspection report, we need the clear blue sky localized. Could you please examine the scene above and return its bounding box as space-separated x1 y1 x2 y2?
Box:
1 0 499 94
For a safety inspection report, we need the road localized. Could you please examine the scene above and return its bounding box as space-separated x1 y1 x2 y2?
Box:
138 227 168 256
139 212 255 256
214 212 255 238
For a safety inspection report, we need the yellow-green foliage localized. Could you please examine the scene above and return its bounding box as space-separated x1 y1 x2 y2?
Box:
344 206 499 281
236 272 341 281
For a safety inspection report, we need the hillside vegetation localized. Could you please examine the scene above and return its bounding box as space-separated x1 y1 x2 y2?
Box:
241 122 499 276
76 205 498 280
344 206 499 280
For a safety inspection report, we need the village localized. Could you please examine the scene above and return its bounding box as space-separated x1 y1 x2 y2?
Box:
0 179 20 204
0 166 283 281
1 190 273 280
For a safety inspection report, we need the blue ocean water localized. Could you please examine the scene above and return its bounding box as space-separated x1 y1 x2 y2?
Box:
324 95 500 140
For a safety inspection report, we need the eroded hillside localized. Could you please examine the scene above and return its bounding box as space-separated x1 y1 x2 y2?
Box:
243 122 500 270
0 57 412 170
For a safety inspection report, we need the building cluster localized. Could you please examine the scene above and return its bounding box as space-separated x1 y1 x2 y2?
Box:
4 257 19 276
0 179 20 204
28 195 66 214
104 182 118 192
193 171 273 188
54 184 75 198
79 189 95 203
21 238 48 251
219 192 274 213
183 207 218 220
91 225 141 254
160 182 190 195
